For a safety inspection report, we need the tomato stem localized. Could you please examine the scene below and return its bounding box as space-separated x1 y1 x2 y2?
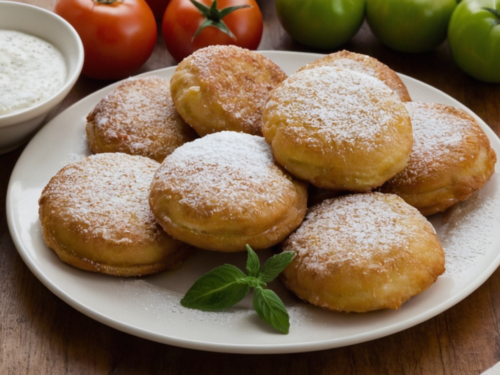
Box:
190 0 250 41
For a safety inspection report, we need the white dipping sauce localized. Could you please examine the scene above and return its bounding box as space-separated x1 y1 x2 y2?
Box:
0 30 67 115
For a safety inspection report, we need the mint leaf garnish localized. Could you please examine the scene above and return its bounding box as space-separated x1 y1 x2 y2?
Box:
253 287 290 334
180 245 296 333
181 264 250 311
259 251 296 283
246 244 260 277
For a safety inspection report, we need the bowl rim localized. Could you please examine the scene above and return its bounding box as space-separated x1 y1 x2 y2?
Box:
0 0 84 127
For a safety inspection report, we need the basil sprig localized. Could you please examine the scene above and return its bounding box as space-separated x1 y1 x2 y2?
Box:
181 245 296 334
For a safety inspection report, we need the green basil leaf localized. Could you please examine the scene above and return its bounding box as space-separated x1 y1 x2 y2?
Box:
246 244 260 278
181 264 250 311
253 287 290 334
259 251 296 283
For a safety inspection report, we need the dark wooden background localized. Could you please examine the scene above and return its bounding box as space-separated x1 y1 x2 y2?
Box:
2 0 500 373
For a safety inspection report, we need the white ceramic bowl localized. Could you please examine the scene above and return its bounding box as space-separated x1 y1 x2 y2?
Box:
0 1 84 154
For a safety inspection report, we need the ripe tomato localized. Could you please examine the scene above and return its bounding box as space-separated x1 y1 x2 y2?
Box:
54 0 157 80
162 0 263 62
366 0 457 53
448 0 500 83
275 0 365 50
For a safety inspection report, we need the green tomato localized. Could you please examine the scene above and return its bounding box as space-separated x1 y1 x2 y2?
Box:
448 0 500 83
366 0 457 53
275 0 365 50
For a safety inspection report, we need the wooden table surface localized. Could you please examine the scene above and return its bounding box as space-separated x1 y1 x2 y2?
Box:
2 0 500 373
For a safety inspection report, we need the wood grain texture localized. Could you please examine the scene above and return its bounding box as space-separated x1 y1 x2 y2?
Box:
1 0 500 374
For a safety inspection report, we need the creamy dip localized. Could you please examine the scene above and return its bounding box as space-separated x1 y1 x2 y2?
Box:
0 30 67 116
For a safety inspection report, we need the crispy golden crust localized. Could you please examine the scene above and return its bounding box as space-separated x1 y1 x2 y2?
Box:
38 153 194 277
280 193 445 313
262 67 413 192
149 132 308 252
298 50 411 102
86 77 197 163
170 45 287 137
380 102 497 216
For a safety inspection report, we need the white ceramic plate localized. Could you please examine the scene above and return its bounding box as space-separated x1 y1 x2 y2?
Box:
7 51 500 354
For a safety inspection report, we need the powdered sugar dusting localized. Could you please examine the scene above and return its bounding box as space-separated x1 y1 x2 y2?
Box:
117 279 255 326
41 153 162 244
265 67 400 151
183 45 286 134
298 51 410 102
315 57 377 76
392 102 469 185
285 193 423 273
435 174 500 277
87 76 194 160
154 131 294 215
116 278 315 331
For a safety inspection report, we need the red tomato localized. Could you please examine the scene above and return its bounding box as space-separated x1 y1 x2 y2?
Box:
54 0 157 80
145 0 170 19
162 0 263 62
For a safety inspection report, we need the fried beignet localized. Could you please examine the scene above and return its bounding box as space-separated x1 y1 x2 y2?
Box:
281 193 445 313
149 131 308 252
39 153 194 276
86 76 197 163
381 102 497 216
262 66 413 192
170 45 287 137
298 50 411 101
